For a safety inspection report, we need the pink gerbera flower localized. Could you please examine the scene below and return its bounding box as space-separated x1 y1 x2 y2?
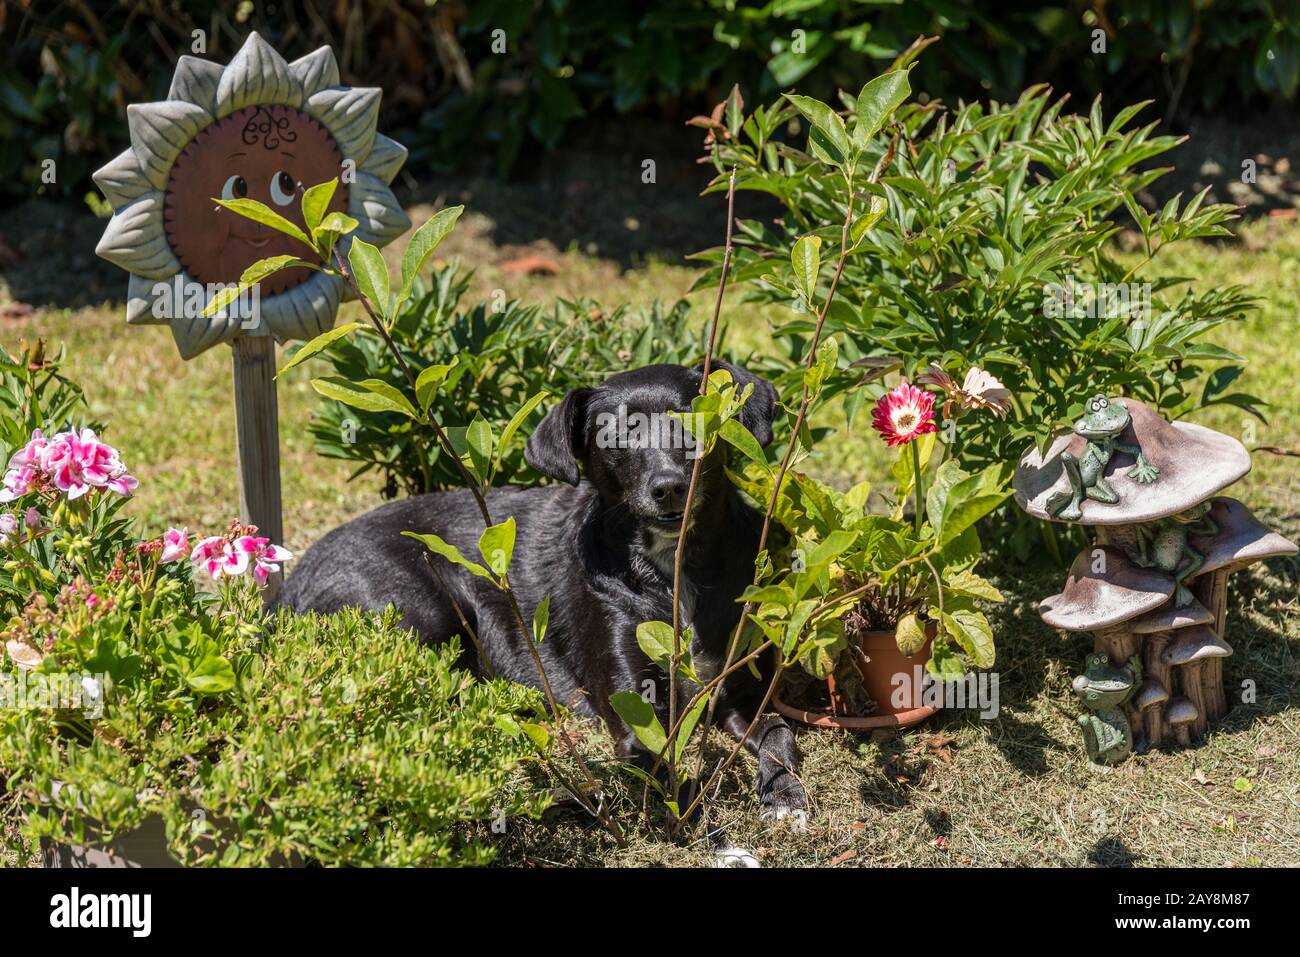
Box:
871 383 938 447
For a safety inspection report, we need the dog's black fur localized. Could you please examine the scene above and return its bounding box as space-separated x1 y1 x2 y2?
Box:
277 362 806 817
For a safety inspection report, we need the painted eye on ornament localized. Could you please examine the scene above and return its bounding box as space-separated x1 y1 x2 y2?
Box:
221 175 248 200
270 171 297 206
1098 397 1109 409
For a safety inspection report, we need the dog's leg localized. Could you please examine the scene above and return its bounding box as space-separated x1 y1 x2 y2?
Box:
718 710 808 827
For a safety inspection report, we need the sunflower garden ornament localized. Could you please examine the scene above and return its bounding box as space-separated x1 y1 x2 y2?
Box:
93 32 409 359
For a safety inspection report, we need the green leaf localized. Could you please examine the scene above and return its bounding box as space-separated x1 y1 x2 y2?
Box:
201 255 317 317
720 418 767 468
497 391 549 457
401 531 494 579
895 612 928 657
478 517 517 578
853 70 911 149
465 414 495 484
636 621 675 671
311 376 417 418
942 608 995 668
414 358 460 410
635 621 695 681
851 194 888 246
301 178 338 233
941 568 1004 603
316 211 360 236
186 655 236 694
675 691 709 763
927 634 966 679
785 94 851 167
936 465 1011 549
532 593 551 644
791 234 822 302
278 322 364 378
214 197 313 250
399 205 465 306
348 238 391 319
609 690 667 756
519 721 550 751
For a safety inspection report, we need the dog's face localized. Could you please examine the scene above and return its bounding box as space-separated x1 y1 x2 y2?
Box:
525 362 778 530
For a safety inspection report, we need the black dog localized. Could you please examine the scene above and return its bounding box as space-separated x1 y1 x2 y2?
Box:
277 362 806 820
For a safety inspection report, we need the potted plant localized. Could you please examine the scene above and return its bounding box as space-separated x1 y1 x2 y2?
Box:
733 368 1013 729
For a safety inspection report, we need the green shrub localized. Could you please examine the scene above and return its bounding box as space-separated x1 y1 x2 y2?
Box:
2 606 549 867
8 3 1294 201
695 79 1258 559
304 260 731 496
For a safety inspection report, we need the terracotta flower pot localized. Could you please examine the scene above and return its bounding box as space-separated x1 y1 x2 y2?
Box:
773 624 942 730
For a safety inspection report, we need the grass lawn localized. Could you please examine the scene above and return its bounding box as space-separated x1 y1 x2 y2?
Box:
2 197 1297 867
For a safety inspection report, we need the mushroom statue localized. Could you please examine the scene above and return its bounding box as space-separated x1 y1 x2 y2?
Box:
1015 395 1296 762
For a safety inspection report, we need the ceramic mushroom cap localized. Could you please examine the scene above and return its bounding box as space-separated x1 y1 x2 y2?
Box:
1133 679 1170 710
1188 497 1299 579
1039 545 1174 632
1161 625 1233 665
1165 697 1198 727
1014 399 1251 525
1127 596 1215 634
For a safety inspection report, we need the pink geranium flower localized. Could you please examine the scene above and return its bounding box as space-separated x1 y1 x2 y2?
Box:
190 535 247 580
871 383 938 447
160 527 190 563
0 465 37 503
0 513 17 546
41 428 137 500
8 429 47 469
190 525 291 585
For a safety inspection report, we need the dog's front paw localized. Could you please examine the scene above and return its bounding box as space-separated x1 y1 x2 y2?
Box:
759 771 809 830
712 844 761 868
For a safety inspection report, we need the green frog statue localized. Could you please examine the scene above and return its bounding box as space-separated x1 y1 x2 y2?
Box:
1045 395 1160 522
1072 652 1142 765
1127 501 1218 606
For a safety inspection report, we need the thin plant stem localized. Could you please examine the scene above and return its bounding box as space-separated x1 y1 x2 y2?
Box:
910 437 924 534
332 249 625 845
665 169 736 812
682 135 900 826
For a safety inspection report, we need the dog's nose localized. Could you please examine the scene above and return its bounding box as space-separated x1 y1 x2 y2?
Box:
649 474 687 509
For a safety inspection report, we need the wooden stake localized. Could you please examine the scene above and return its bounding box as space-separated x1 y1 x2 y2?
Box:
231 335 283 600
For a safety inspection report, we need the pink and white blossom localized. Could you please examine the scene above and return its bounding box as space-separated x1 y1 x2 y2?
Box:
0 427 137 502
41 428 136 500
0 465 37 503
190 531 291 585
160 527 190 563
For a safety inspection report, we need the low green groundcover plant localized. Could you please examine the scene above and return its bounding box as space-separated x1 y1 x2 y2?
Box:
0 346 547 866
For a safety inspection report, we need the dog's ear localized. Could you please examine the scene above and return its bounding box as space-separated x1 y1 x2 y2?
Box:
525 387 593 485
699 360 780 447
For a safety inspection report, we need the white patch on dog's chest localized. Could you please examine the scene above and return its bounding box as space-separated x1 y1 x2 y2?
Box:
645 531 697 630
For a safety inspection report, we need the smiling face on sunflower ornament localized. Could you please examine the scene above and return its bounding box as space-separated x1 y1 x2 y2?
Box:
93 32 410 359
164 104 349 296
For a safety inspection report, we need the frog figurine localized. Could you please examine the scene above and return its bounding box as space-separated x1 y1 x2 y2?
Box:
1045 395 1161 522
1072 652 1142 765
1127 501 1219 606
